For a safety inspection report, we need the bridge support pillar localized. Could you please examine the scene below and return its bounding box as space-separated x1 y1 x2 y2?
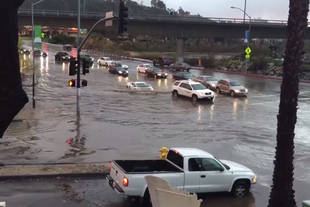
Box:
176 38 185 64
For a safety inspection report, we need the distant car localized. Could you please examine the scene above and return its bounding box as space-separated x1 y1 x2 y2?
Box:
193 76 218 90
80 54 94 67
136 63 152 73
216 79 248 97
168 62 191 72
20 46 31 55
108 64 128 77
63 44 72 51
172 80 215 102
97 57 111 66
55 52 72 62
126 81 154 91
33 49 47 57
172 71 194 80
153 57 173 67
146 67 168 78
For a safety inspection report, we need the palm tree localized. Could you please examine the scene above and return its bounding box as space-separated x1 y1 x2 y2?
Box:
0 0 28 138
267 0 309 207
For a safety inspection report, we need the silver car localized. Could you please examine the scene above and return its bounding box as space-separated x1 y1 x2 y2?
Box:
216 79 248 97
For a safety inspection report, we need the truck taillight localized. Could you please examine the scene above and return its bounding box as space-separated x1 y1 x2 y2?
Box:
123 176 129 187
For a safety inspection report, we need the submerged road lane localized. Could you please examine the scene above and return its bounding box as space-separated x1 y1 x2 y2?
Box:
2 43 310 206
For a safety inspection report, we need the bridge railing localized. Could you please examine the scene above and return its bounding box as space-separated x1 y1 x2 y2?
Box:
18 9 290 26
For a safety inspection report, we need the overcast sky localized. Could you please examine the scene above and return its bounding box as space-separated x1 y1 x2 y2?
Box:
137 0 289 20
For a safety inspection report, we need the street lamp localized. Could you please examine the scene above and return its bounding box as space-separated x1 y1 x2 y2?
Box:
32 0 45 108
231 6 252 72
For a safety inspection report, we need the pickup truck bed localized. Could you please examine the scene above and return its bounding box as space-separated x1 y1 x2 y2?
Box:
114 160 182 173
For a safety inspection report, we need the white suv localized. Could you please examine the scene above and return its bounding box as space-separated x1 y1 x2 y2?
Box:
97 57 111 66
172 80 215 102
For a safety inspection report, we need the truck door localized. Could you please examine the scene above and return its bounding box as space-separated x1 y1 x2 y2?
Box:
198 158 231 193
184 159 200 193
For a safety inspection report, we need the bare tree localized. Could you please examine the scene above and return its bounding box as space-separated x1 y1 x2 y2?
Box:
268 0 309 207
0 0 28 138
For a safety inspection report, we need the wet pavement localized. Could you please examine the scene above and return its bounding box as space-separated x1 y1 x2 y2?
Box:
1 42 310 206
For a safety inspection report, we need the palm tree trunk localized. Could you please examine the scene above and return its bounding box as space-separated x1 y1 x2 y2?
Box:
0 1 28 138
268 0 309 207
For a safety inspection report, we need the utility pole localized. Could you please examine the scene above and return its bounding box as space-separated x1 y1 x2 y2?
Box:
77 0 81 116
243 0 247 23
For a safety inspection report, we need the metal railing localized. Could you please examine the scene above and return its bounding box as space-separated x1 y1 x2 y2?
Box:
18 9 289 26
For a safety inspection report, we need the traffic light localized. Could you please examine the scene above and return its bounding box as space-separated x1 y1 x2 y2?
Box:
118 0 128 34
69 58 78 76
68 79 76 87
82 60 90 75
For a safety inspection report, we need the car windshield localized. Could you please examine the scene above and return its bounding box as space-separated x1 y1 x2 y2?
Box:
205 77 217 81
191 84 206 90
145 65 152 68
230 81 241 86
154 68 162 73
136 82 149 87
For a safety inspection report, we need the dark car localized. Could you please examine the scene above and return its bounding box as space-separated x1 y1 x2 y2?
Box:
108 65 128 77
34 49 47 57
153 57 173 67
146 67 168 78
80 54 94 67
193 75 218 90
168 62 191 72
55 52 72 62
20 46 31 55
172 71 194 80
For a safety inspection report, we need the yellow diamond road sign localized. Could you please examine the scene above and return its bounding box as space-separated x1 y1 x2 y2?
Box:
245 47 251 54
245 47 252 54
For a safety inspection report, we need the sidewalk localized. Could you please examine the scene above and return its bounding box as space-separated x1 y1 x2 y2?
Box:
0 163 110 179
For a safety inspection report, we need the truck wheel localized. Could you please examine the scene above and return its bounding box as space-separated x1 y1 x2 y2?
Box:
231 180 250 198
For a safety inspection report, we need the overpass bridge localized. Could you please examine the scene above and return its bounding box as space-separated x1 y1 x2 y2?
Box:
17 9 310 62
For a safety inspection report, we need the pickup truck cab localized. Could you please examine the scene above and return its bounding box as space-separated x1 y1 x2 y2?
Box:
107 148 257 200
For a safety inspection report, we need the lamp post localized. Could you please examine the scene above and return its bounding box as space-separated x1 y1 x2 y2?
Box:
231 6 252 72
31 0 45 109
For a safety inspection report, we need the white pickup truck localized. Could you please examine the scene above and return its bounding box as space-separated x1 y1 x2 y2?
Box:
107 148 257 201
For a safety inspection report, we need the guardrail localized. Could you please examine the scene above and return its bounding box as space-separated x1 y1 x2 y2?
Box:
18 9 289 25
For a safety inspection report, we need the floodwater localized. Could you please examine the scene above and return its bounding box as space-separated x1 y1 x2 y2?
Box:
1 43 310 207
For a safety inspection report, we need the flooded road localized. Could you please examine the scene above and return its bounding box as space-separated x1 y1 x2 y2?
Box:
1 43 310 206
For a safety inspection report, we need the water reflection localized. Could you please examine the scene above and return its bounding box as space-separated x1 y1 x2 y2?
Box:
200 192 255 207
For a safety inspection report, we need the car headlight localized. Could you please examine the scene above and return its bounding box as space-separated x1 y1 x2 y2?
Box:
252 176 257 183
118 71 122 74
157 73 162 76
245 88 248 92
234 90 239 93
211 84 216 88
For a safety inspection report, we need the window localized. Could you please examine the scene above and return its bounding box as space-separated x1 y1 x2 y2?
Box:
191 84 206 90
174 81 180 86
167 150 183 169
184 84 192 90
201 158 224 171
180 83 187 89
188 158 202 171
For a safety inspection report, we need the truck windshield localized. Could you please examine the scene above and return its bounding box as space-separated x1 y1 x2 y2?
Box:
167 150 183 169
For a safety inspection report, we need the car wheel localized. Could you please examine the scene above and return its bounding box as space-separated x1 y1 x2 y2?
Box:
172 90 178 97
230 91 235 97
231 180 250 198
192 95 198 102
216 87 221 93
